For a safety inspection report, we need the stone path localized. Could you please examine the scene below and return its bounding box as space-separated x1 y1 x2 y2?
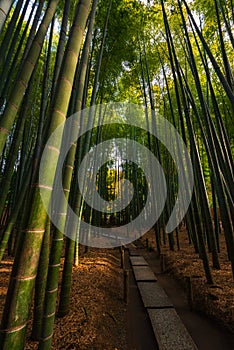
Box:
138 282 173 308
132 265 157 282
129 247 198 350
130 256 148 266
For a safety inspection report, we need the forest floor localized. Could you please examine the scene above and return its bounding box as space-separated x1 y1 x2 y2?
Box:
0 247 127 350
140 227 234 334
0 228 233 349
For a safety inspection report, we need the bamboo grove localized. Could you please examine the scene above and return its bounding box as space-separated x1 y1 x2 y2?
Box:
0 0 233 348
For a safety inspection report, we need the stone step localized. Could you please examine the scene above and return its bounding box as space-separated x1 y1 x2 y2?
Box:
132 265 157 282
130 256 148 266
148 308 198 350
124 242 137 250
138 282 173 308
129 249 140 256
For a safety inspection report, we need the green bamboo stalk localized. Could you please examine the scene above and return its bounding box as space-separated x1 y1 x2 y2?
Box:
50 0 71 104
172 3 224 267
37 1 92 348
22 0 45 63
72 0 112 266
182 0 234 106
56 237 75 317
139 52 162 253
217 0 234 49
0 57 41 218
0 0 32 99
90 0 112 107
0 0 59 157
214 0 233 89
0 0 15 33
0 108 26 217
31 218 50 340
0 158 32 262
0 0 92 347
181 68 234 273
210 173 220 253
58 0 98 317
0 0 23 67
191 30 234 190
176 1 234 275
161 0 217 278
0 0 37 101
39 16 55 130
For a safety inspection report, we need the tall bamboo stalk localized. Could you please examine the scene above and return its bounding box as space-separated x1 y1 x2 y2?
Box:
0 0 91 347
0 0 59 157
0 0 15 33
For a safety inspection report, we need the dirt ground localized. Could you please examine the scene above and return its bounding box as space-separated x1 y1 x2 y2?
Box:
0 247 127 350
140 227 234 334
0 227 233 349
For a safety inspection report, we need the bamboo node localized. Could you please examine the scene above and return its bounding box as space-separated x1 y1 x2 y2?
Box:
60 75 73 89
13 274 37 281
40 333 53 341
26 58 35 68
23 229 45 233
0 8 7 16
9 101 19 111
18 79 27 89
65 165 74 170
0 323 27 334
46 288 58 294
34 39 42 50
31 183 53 191
0 127 10 135
45 144 60 154
52 108 66 119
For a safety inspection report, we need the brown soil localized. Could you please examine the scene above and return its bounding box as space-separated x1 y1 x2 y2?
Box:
1 228 233 349
0 247 127 350
140 227 234 333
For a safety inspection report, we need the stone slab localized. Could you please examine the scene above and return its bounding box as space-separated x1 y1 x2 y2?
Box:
148 309 198 350
138 282 173 308
124 242 136 249
129 250 140 256
130 256 148 266
132 266 157 281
